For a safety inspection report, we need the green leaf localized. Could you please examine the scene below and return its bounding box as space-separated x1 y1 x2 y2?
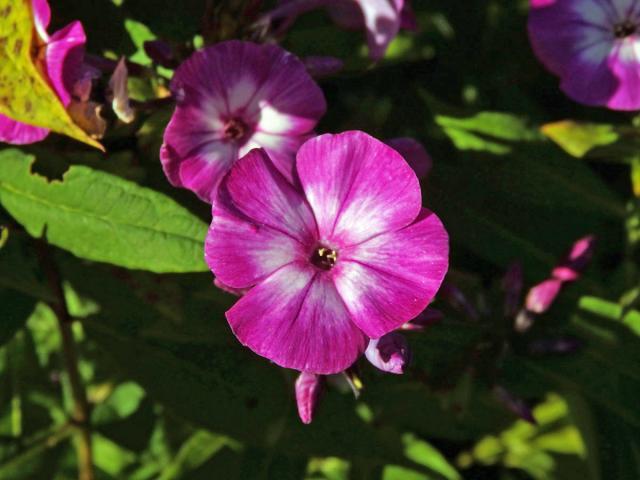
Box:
402 433 460 480
0 0 102 150
541 121 619 158
382 465 432 480
0 150 208 273
158 430 234 480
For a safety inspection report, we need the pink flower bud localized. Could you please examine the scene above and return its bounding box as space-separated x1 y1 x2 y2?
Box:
365 332 411 374
525 278 563 314
552 235 595 282
295 372 323 424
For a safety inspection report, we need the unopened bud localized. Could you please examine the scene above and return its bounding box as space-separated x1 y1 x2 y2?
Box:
365 332 411 374
295 372 323 424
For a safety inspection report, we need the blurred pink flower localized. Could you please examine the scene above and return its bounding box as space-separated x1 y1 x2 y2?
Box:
264 0 415 60
206 131 449 374
0 0 87 144
161 41 326 202
529 0 640 110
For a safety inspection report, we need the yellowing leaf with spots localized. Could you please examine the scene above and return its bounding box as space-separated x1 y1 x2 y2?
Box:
0 0 103 149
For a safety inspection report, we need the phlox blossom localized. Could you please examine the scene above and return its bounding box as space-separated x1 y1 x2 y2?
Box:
206 131 448 374
529 0 640 110
161 40 326 202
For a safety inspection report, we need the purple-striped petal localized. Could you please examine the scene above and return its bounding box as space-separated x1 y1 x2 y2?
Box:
296 131 421 247
226 263 367 374
333 208 449 338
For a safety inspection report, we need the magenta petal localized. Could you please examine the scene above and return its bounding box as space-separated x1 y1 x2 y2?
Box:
222 149 317 246
365 332 410 374
386 137 432 179
334 208 449 338
32 0 51 42
296 131 421 246
295 372 323 424
525 278 563 314
0 115 49 145
226 263 367 374
206 156 309 289
45 21 87 106
552 235 595 281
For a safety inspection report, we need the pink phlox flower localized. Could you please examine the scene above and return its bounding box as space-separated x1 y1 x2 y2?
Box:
263 0 414 60
0 0 88 144
529 0 640 110
206 131 449 374
160 40 327 202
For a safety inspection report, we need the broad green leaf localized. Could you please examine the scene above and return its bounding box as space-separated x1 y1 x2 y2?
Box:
93 433 137 477
0 150 208 272
541 121 618 158
158 430 233 480
0 0 102 150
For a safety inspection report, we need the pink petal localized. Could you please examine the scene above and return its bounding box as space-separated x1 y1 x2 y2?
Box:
296 131 421 247
32 0 51 42
365 332 410 374
206 158 308 289
222 148 317 247
160 141 236 203
333 208 449 338
295 372 323 424
109 58 134 123
385 137 432 179
605 40 640 110
525 278 563 314
44 21 87 107
0 115 49 145
552 235 595 281
226 263 366 374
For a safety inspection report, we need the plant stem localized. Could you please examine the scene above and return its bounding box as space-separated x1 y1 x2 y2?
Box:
35 241 94 480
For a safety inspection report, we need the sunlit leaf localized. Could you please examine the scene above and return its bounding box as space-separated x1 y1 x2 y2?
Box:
541 121 618 158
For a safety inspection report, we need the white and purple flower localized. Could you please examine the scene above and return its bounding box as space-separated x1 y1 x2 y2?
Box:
0 0 87 144
205 131 449 374
160 40 327 202
529 0 640 110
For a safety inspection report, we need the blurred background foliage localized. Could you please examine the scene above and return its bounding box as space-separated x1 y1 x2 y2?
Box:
1 0 639 479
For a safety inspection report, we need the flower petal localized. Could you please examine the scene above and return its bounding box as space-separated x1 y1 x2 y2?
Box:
333 208 449 338
296 131 421 247
32 0 51 42
227 263 366 374
222 148 317 247
357 0 404 60
0 114 49 145
206 181 306 289
605 39 640 110
45 21 87 107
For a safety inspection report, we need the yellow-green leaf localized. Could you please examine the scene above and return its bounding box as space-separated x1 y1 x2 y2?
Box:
0 0 103 150
541 120 618 158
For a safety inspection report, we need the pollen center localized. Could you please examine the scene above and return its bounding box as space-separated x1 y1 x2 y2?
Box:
614 20 637 38
223 118 248 141
311 246 338 271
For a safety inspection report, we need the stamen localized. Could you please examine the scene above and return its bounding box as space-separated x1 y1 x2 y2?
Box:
311 246 338 270
614 21 637 38
223 118 248 141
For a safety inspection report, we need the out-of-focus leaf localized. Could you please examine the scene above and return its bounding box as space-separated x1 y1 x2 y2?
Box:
632 157 640 198
158 430 234 480
93 433 137 477
578 296 640 336
124 19 156 66
0 150 208 272
541 121 618 158
382 465 432 480
402 433 460 480
0 225 7 248
306 457 350 480
0 0 102 149
92 382 146 426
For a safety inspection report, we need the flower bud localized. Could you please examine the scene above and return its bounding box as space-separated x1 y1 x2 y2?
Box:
552 235 595 281
365 332 411 374
295 372 323 424
525 278 563 314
